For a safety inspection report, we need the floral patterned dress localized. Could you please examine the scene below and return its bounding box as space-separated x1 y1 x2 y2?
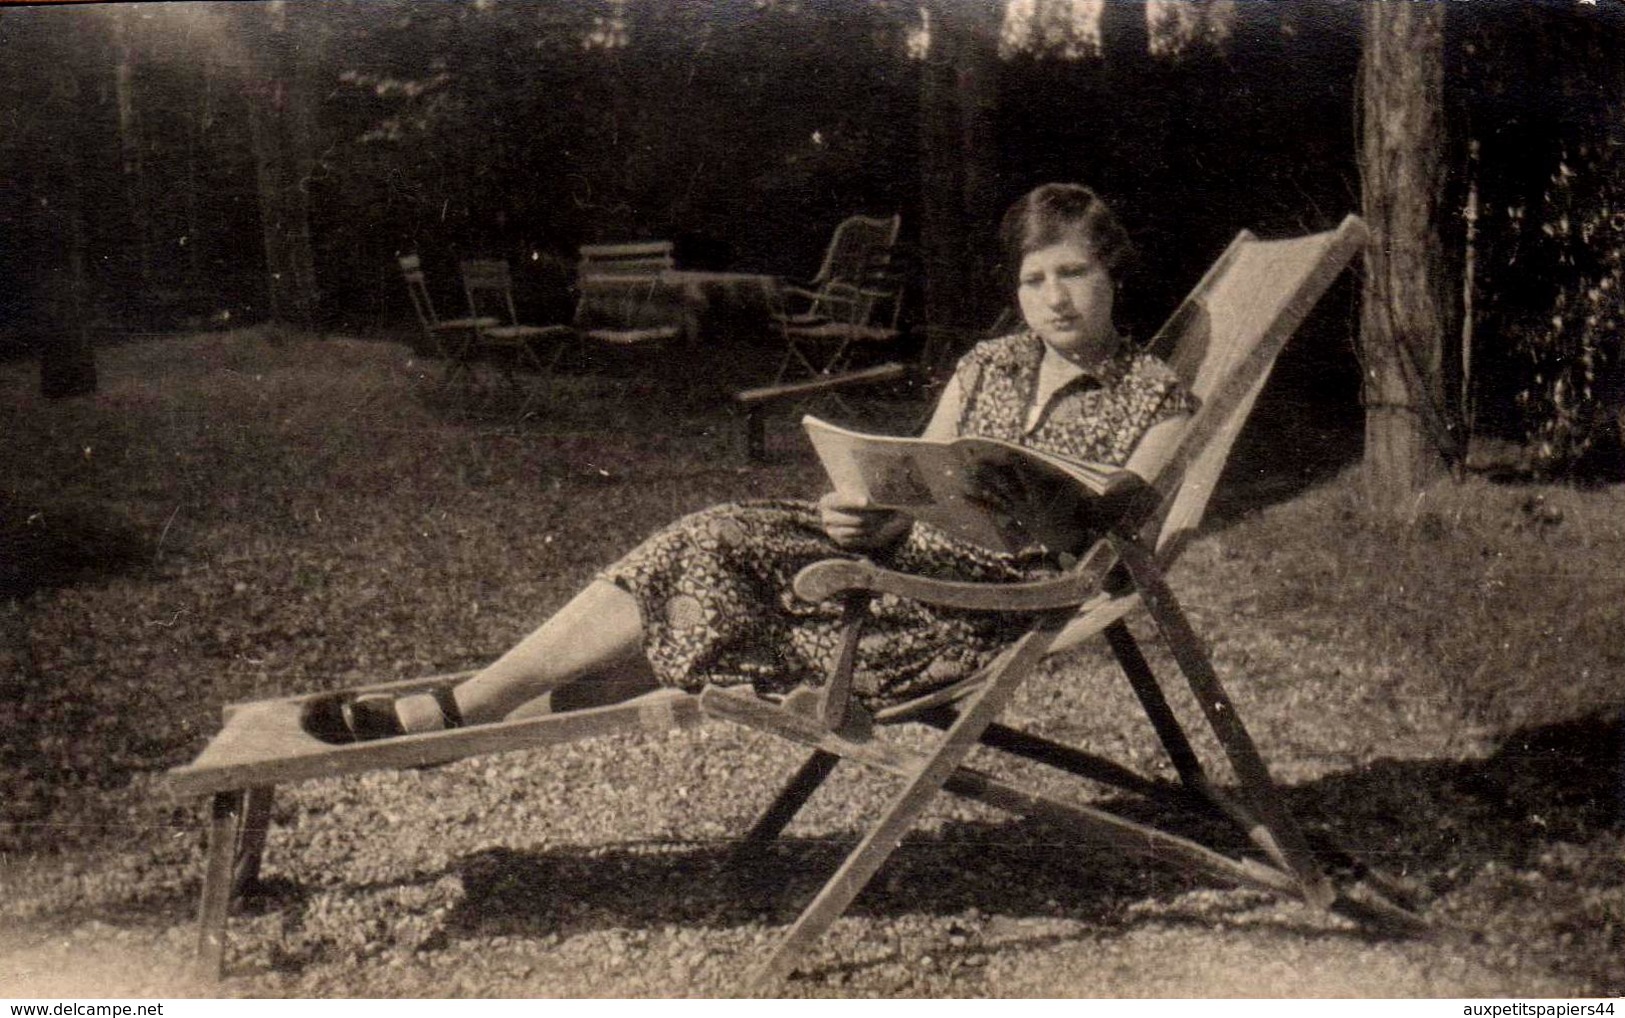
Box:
599 331 1197 709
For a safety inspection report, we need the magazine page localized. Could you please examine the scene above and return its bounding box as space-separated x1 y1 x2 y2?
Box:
803 416 1110 554
948 436 1134 496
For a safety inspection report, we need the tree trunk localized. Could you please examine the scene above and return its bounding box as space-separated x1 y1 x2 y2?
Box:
1099 0 1149 77
112 7 153 290
38 38 98 399
1358 1 1453 509
242 1 320 330
918 1 1001 375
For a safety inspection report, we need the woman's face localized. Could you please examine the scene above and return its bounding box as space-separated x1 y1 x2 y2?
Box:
1016 238 1117 366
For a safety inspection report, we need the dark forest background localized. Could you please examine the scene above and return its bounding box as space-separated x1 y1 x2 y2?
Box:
1 0 1622 462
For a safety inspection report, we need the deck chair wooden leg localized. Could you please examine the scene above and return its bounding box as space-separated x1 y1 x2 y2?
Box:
908 705 1181 802
974 721 1188 803
1113 538 1334 908
233 785 275 898
935 712 1290 873
1103 620 1210 792
738 595 867 853
707 686 1311 904
737 749 842 852
746 616 1068 992
195 789 251 980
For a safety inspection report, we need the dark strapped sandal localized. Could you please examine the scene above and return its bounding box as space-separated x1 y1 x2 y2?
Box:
302 687 463 744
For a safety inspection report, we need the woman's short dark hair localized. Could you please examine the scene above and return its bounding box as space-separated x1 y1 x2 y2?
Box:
998 183 1135 286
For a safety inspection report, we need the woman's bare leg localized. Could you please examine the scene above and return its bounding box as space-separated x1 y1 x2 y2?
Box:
394 580 656 730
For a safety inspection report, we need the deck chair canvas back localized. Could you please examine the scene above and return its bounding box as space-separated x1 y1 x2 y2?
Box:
1142 227 1354 562
167 216 1419 990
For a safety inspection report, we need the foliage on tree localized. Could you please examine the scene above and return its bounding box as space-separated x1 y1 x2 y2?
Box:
1458 3 1625 473
1513 143 1625 472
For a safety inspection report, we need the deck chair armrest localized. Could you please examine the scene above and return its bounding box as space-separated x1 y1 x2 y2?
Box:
781 287 881 326
793 539 1121 612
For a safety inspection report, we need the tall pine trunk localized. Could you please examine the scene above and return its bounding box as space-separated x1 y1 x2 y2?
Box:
38 27 99 399
918 2 1000 375
242 1 320 331
112 8 153 290
1358 2 1453 509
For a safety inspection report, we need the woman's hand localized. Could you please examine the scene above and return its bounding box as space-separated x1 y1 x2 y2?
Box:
819 491 911 552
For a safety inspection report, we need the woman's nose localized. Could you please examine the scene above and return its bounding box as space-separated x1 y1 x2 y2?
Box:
1042 278 1071 309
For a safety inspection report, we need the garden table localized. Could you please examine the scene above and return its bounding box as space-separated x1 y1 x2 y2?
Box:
656 269 780 346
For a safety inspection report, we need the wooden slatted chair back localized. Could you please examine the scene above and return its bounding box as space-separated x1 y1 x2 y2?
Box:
812 214 901 290
398 254 441 330
574 242 683 342
460 259 526 326
577 241 675 287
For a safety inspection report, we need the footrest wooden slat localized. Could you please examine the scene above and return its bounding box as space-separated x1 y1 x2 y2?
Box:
166 687 702 798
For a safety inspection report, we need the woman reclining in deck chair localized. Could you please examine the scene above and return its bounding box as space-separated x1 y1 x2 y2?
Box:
305 182 1197 741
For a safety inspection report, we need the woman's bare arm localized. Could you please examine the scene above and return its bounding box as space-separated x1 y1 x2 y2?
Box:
919 373 966 441
818 372 969 551
1123 414 1189 484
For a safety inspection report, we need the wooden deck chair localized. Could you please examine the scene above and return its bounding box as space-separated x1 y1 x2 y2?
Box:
165 216 1418 987
774 214 904 382
397 254 498 387
698 214 1430 991
458 259 575 401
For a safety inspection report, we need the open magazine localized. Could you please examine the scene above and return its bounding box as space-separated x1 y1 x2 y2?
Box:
804 415 1141 555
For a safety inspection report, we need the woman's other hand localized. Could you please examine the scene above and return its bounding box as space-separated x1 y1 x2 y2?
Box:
819 491 911 552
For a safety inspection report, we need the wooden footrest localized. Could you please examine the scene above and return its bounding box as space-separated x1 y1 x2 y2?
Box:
165 684 702 798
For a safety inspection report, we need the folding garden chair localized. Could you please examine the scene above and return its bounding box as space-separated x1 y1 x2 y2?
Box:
574 242 685 347
397 254 497 388
566 242 687 394
773 214 904 382
167 215 1423 989
459 258 575 402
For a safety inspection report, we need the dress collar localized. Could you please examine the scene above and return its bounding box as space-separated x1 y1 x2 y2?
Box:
1025 336 1131 433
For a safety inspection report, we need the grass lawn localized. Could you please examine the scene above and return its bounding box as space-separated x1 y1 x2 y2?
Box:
1 330 1622 997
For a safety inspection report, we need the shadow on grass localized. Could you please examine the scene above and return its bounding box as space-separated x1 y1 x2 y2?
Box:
437 817 1207 943
0 498 153 598
1297 709 1625 881
309 711 1623 980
